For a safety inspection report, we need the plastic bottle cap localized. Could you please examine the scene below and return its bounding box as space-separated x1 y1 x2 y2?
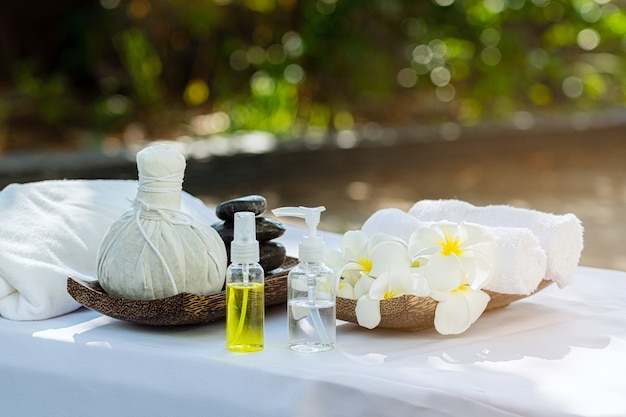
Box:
271 206 326 262
230 211 260 263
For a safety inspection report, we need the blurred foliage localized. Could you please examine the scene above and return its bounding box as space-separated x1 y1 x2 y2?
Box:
0 0 625 150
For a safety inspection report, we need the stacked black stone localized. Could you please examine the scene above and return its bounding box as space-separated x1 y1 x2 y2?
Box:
212 195 287 273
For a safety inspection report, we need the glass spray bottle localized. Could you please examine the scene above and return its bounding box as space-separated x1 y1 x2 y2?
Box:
226 211 264 352
272 206 336 353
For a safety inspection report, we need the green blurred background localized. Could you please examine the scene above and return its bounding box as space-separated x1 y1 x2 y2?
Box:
1 0 624 151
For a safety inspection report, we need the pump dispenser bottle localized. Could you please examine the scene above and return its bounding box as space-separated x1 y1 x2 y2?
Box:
226 211 264 352
272 206 336 353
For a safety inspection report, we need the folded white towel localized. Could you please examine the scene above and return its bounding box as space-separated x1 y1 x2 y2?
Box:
0 179 219 321
362 208 547 295
409 199 583 288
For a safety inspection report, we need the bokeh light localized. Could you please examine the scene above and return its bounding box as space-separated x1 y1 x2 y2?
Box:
577 28 601 50
481 47 502 66
412 45 433 65
282 32 304 57
284 64 305 84
250 72 276 96
127 0 151 20
562 76 584 98
230 50 250 71
430 66 451 87
184 80 210 106
435 84 456 103
480 28 501 47
396 68 417 88
100 0 121 10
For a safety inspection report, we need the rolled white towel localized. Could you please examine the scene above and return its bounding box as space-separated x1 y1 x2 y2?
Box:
361 208 547 295
408 199 473 223
481 226 547 295
463 205 583 288
0 179 220 321
409 200 583 288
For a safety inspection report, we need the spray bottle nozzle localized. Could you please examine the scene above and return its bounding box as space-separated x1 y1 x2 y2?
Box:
230 211 259 264
272 206 326 262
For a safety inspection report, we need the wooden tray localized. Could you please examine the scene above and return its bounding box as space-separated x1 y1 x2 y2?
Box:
67 257 297 326
336 279 553 332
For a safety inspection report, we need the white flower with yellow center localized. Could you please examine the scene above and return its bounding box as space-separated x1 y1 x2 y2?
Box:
355 265 429 329
326 230 408 298
408 221 495 335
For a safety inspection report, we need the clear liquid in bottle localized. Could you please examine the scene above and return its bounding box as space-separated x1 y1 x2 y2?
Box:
288 298 336 353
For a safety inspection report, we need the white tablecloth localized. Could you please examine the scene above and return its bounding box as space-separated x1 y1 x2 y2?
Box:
1 227 625 416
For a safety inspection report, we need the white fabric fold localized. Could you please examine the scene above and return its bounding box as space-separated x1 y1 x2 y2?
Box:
0 179 219 321
362 208 547 295
409 199 584 288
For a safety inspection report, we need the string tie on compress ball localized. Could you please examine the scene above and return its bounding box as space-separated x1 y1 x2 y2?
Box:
138 170 184 194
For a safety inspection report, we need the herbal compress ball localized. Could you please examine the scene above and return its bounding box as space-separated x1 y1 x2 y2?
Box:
97 144 227 300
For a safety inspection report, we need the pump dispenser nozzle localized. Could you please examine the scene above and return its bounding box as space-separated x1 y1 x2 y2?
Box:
271 206 326 262
231 212 260 264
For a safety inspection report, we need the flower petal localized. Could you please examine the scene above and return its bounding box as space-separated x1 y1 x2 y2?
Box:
368 271 390 300
369 241 410 277
338 280 355 299
341 230 369 260
434 288 490 335
464 288 491 323
408 227 443 257
369 267 414 300
436 221 461 241
353 273 375 299
434 291 472 335
342 260 366 274
325 249 347 271
367 232 405 249
424 252 464 291
410 270 430 296
459 221 493 247
355 295 381 329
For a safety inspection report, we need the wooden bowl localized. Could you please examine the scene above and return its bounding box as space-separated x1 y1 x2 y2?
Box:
67 257 297 326
336 280 553 332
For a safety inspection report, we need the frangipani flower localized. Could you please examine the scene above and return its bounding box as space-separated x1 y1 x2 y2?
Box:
408 221 494 290
353 273 376 299
355 266 429 329
408 221 496 335
337 280 355 299
434 285 490 335
326 231 409 296
325 230 369 284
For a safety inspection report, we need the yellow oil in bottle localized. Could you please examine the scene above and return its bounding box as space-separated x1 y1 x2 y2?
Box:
226 282 264 352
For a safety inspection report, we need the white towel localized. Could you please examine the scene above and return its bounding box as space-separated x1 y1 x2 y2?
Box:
480 226 547 295
409 199 473 223
362 208 548 295
0 179 219 321
362 208 424 242
409 200 583 288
